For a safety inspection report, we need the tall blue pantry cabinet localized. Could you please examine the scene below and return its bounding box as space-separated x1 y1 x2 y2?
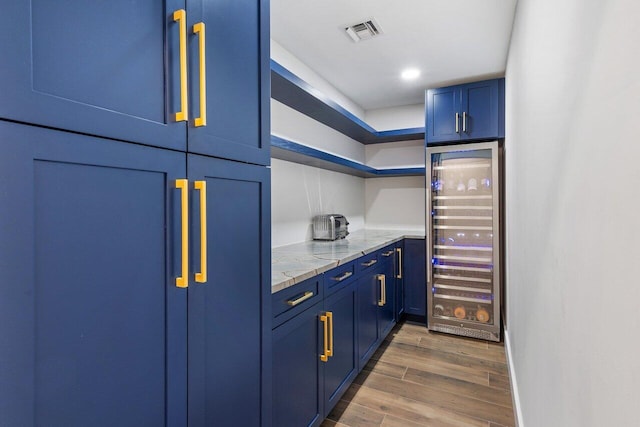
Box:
0 1 271 426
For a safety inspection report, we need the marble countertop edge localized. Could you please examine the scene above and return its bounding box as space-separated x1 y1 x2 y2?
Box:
271 229 425 294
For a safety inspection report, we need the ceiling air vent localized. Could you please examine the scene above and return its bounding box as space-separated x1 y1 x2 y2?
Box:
344 18 382 43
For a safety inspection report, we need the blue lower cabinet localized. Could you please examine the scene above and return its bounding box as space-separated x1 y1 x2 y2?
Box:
323 281 357 415
404 239 427 318
378 251 396 339
394 242 405 320
357 247 398 370
187 154 270 427
0 121 187 426
273 242 410 426
272 302 324 427
356 269 380 368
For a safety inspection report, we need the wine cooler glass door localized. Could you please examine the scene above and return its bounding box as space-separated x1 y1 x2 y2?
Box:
427 141 500 340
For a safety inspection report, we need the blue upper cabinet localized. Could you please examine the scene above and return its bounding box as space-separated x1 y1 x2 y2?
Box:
187 0 270 165
0 0 186 151
0 0 269 164
426 78 505 145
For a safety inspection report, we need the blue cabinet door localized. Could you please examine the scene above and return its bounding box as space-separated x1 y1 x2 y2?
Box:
356 270 380 369
0 121 187 427
187 154 270 427
186 0 270 165
323 282 357 415
0 1 186 150
426 79 505 145
461 80 501 140
378 255 396 339
394 243 405 319
404 239 427 317
272 302 324 427
427 86 461 143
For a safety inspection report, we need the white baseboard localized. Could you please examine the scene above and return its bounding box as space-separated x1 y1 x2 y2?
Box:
504 329 524 427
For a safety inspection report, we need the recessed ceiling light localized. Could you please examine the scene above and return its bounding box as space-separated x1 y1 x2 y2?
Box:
401 68 420 80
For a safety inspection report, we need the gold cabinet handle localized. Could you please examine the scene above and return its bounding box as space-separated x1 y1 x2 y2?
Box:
377 274 386 306
320 313 329 362
361 259 377 267
327 311 334 357
193 22 207 127
175 179 189 288
396 247 403 279
194 181 207 283
455 112 460 133
173 9 188 122
286 291 313 306
382 250 394 257
331 271 353 282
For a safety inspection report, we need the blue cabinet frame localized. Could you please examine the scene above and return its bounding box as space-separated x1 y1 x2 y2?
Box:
404 238 427 318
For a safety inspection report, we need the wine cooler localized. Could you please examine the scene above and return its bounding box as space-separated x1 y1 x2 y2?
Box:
426 141 501 342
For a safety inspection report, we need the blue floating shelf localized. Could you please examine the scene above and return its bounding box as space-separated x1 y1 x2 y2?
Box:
271 60 425 145
271 136 425 178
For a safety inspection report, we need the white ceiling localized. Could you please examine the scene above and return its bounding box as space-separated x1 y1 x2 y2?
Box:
271 0 518 111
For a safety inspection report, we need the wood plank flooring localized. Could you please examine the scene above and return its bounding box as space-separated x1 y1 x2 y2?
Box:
321 321 516 427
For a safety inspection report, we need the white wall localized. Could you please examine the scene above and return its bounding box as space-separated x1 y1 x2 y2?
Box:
271 99 365 163
364 176 425 231
271 158 365 247
365 139 425 169
271 40 366 121
365 104 425 131
505 0 640 426
271 40 428 244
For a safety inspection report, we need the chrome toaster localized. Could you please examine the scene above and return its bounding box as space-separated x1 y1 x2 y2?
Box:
312 214 349 241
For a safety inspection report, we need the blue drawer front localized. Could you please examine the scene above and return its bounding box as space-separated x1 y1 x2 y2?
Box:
272 277 323 328
323 261 356 295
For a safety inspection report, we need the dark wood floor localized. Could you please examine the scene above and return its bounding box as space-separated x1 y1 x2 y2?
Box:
321 321 516 427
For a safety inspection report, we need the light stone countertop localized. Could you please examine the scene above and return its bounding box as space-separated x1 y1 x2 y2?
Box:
272 229 425 294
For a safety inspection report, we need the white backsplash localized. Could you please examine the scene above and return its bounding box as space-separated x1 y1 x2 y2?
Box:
271 158 365 247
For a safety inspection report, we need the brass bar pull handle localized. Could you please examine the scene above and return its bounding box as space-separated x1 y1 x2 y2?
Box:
175 179 189 288
455 112 460 133
193 22 207 127
382 250 394 257
377 274 386 306
327 311 334 357
194 180 207 283
320 314 329 362
173 9 188 122
396 248 403 279
463 111 467 132
287 291 314 307
362 259 377 267
331 271 353 282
